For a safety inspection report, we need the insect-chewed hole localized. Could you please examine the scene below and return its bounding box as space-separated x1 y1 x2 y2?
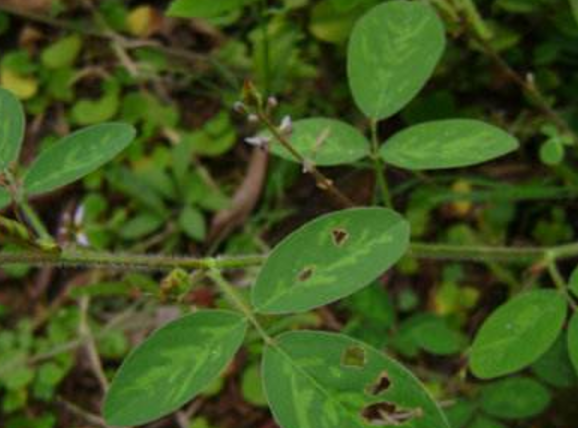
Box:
366 371 391 396
361 402 397 426
297 266 315 282
361 402 423 426
331 228 349 247
341 345 366 368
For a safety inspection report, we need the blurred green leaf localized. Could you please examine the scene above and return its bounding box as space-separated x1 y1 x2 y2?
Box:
0 87 24 171
469 290 567 379
167 0 254 18
241 363 267 406
568 313 578 376
41 35 82 69
71 81 120 126
480 377 551 419
532 335 577 388
179 206 206 241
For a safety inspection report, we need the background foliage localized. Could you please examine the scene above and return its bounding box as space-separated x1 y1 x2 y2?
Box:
1 0 578 427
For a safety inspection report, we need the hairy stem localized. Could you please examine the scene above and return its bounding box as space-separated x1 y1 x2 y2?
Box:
4 241 578 271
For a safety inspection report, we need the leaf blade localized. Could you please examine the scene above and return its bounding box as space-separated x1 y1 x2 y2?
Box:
480 377 551 420
269 118 370 166
347 1 446 120
251 208 410 314
0 87 25 171
23 122 135 196
567 312 578 376
167 0 251 18
380 119 519 170
0 188 10 210
262 331 450 428
469 289 567 379
103 310 247 427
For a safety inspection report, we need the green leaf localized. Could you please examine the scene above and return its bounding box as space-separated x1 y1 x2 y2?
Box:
23 123 135 196
269 118 370 166
0 188 10 209
480 377 551 419
41 35 83 69
380 119 519 170
568 312 578 376
347 1 445 120
469 416 507 428
571 0 578 25
532 335 577 388
539 139 564 166
252 208 410 314
469 290 567 379
241 363 267 406
262 331 450 428
179 206 206 241
0 87 25 171
309 0 365 44
103 310 247 427
407 314 466 356
71 81 120 126
167 0 252 18
119 213 164 240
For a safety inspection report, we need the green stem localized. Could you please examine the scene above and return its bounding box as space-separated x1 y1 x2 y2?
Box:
18 200 55 246
545 252 577 310
257 0 271 95
0 249 264 271
207 269 274 345
5 241 578 271
370 119 392 208
408 242 545 263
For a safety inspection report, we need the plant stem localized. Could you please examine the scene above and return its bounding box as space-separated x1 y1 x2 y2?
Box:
545 252 578 310
5 241 578 271
0 249 264 271
18 199 55 245
257 111 355 208
370 119 392 208
408 242 545 262
207 269 274 345
257 0 271 95
447 0 578 143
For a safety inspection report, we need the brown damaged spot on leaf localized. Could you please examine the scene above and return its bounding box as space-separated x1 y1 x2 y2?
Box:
297 266 315 282
361 402 423 426
366 371 391 396
331 228 349 247
341 345 366 368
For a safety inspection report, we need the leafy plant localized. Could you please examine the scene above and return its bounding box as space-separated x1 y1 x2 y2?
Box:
1 0 578 428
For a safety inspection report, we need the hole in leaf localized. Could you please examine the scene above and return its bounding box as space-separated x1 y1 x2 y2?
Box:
366 371 391 396
331 228 349 247
297 266 315 282
341 345 366 368
361 402 423 426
